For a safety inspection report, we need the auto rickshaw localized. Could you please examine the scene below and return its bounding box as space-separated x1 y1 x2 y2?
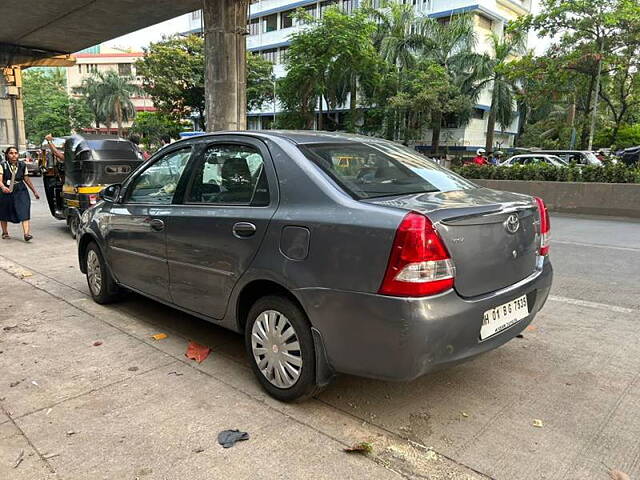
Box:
43 134 143 237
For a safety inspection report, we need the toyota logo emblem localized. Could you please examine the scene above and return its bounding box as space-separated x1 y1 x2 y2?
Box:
505 214 520 234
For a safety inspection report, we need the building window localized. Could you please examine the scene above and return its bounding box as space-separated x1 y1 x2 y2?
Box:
264 14 277 33
78 65 82 74
442 113 460 128
478 14 493 30
249 18 260 36
303 5 317 22
191 10 201 19
472 108 485 120
278 46 289 64
342 0 354 13
118 63 132 76
320 0 338 17
281 10 294 29
260 48 278 63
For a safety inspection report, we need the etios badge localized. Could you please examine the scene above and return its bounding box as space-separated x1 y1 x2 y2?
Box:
505 214 520 234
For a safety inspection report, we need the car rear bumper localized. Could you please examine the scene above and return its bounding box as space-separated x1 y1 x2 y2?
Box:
295 257 553 381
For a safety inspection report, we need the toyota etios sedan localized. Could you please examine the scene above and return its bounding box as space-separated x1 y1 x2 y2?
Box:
77 131 553 401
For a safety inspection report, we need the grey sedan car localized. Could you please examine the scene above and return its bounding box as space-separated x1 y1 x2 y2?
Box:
77 131 553 401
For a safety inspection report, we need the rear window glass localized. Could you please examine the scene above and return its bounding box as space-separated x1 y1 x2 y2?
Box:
300 142 474 199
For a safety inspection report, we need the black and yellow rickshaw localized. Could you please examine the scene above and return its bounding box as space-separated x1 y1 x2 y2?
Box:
43 134 143 237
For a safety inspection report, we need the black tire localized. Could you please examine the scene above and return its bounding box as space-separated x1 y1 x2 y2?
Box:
85 241 120 304
245 295 321 402
67 213 80 239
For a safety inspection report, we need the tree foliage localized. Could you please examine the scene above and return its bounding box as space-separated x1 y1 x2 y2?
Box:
129 112 189 150
22 69 93 144
135 35 274 130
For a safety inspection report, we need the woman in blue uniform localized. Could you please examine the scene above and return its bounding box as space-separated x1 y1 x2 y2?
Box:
0 147 40 241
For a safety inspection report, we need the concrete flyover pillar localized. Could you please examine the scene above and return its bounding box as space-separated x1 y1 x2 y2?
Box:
203 0 249 132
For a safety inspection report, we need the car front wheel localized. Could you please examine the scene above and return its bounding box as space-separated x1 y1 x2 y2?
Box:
245 295 321 402
85 242 120 304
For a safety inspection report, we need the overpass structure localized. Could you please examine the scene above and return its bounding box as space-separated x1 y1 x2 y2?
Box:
0 0 247 149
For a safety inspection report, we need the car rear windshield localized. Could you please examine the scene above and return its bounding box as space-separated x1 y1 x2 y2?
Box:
300 142 475 199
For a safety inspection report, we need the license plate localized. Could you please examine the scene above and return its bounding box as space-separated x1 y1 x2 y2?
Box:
481 295 529 340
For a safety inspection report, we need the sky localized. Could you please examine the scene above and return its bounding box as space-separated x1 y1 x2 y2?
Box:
104 1 547 53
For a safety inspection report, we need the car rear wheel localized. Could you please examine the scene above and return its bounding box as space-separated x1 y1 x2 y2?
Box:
245 295 321 402
67 213 80 239
85 242 120 304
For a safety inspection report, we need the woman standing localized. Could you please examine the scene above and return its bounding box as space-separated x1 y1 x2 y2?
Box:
0 147 40 241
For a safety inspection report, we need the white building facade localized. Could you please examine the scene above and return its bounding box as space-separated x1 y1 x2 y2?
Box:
187 0 531 152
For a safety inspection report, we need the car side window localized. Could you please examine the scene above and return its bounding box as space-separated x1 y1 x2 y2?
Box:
186 144 269 206
127 147 192 204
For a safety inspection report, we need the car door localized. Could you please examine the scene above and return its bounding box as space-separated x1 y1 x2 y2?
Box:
165 137 278 319
106 146 194 300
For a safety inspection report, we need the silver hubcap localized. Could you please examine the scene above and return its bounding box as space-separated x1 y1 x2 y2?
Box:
87 250 102 296
251 310 302 389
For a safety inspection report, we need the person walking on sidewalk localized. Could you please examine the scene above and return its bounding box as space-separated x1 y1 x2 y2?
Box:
0 147 40 241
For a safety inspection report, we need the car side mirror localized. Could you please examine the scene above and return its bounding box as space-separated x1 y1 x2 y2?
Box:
100 184 121 203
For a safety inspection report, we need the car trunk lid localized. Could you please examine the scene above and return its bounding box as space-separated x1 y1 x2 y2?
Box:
364 187 540 297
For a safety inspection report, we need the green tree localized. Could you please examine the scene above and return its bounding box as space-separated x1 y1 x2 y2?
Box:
130 111 188 150
136 35 274 130
247 52 275 111
93 71 141 137
524 0 640 149
278 6 378 131
22 69 92 144
477 32 526 152
419 14 483 153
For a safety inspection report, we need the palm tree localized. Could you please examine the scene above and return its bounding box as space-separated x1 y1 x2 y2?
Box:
364 1 425 139
76 71 141 136
76 76 108 130
478 32 526 152
366 1 424 71
418 14 484 154
95 71 142 137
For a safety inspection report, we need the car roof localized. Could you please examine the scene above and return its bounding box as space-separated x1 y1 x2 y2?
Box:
176 130 395 146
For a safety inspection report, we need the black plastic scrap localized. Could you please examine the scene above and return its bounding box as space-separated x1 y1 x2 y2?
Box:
217 429 249 448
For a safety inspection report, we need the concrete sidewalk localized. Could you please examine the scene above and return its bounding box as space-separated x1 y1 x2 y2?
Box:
0 262 479 480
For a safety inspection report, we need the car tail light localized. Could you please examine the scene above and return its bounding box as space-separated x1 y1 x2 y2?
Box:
534 197 550 256
379 212 455 297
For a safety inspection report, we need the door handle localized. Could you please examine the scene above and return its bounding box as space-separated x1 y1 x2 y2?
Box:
233 222 256 238
149 218 165 231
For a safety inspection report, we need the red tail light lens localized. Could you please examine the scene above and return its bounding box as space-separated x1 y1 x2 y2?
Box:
534 197 550 256
379 212 455 297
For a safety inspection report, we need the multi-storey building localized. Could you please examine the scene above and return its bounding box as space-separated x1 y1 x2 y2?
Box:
187 0 531 152
66 45 156 134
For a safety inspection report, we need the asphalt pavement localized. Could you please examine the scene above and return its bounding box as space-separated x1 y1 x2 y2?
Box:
1 177 639 480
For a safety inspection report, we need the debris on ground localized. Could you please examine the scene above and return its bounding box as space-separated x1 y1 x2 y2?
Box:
127 366 139 372
217 429 249 448
516 334 524 338
3 325 17 331
424 449 438 461
45 408 52 415
31 380 38 386
344 442 373 454
185 341 211 363
42 453 60 460
167 371 184 376
92 341 103 347
609 469 631 480
14 449 24 468
532 419 544 428
193 447 205 453
9 380 21 387
151 333 168 341
526 325 537 332
461 412 469 418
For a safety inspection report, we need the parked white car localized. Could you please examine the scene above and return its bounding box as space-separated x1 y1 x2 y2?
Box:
501 154 568 167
